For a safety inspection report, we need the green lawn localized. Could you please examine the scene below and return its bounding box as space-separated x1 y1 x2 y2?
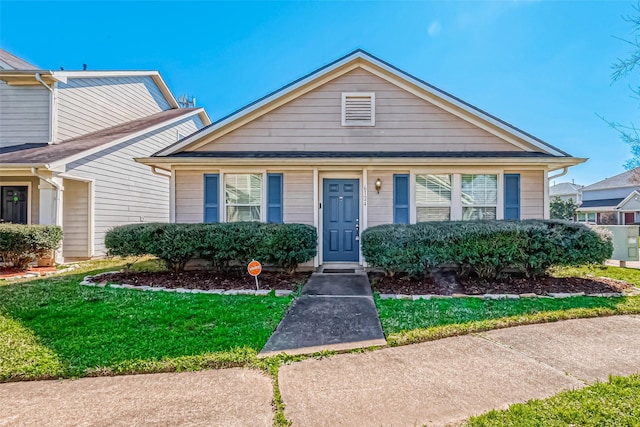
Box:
550 264 640 285
0 261 291 381
465 374 640 426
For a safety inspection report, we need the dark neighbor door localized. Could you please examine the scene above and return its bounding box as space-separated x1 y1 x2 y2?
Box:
1 186 28 224
322 179 360 262
625 212 635 225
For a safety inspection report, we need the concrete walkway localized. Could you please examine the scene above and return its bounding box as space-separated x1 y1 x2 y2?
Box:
259 273 387 357
279 315 640 427
0 368 273 427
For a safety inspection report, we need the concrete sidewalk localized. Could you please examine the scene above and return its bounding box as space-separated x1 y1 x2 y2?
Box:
0 368 273 427
279 315 640 427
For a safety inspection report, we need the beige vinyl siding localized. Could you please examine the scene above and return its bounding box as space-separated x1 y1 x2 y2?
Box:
194 68 521 153
175 170 205 223
367 170 397 227
0 176 39 224
63 179 90 258
0 82 50 147
66 116 202 255
508 170 544 219
175 170 315 225
283 171 314 225
57 76 171 140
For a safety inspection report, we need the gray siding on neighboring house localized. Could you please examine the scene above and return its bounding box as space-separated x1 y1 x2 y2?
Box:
193 68 521 153
57 76 172 141
0 82 50 147
583 187 638 201
66 115 202 255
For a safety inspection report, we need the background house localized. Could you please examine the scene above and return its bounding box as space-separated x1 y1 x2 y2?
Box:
138 50 584 268
0 49 211 260
577 168 640 225
549 181 583 204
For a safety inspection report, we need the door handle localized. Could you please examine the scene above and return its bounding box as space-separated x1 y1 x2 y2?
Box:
355 223 360 241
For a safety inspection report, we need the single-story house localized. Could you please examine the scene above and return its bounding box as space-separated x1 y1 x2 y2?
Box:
577 168 640 224
137 49 584 268
0 49 211 261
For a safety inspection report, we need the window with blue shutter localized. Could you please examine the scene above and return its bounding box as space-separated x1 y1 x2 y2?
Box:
267 173 283 223
504 174 520 220
393 174 410 224
203 174 219 223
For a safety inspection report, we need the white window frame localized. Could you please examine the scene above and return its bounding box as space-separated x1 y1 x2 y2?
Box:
461 174 499 221
415 174 452 222
341 92 375 126
223 172 264 223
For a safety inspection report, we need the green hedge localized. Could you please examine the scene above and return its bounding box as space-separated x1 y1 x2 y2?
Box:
105 222 318 273
361 220 613 279
0 224 64 270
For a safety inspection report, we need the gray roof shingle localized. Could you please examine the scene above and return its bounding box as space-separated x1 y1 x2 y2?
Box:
0 109 198 165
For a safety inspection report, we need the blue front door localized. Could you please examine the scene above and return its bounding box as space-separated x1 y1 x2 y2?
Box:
323 179 360 262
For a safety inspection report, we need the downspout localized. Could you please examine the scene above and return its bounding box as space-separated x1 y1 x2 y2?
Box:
151 166 171 178
35 73 57 144
548 167 569 181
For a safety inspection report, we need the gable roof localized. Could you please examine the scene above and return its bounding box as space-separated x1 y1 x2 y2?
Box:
550 182 583 196
582 168 640 191
154 49 574 158
0 108 204 169
0 49 38 70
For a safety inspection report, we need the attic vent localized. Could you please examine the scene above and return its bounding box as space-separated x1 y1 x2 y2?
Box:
342 92 375 126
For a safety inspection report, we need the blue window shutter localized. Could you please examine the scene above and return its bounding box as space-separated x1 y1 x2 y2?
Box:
504 174 520 220
393 174 410 224
267 173 283 223
203 174 219 223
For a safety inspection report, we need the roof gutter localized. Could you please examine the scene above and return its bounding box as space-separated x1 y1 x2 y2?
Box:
151 166 171 178
31 167 63 191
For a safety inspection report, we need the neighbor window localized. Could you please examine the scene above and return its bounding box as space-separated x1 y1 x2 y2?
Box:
416 174 452 221
225 174 262 222
461 174 497 220
577 212 596 223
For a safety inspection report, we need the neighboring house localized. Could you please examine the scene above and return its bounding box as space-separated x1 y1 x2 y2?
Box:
137 49 584 268
577 168 640 225
549 181 583 204
0 49 211 260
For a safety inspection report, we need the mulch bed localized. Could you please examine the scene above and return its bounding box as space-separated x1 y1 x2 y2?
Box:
0 266 57 280
90 270 311 291
370 272 633 296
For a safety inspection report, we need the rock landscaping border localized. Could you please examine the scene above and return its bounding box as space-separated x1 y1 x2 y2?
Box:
79 272 293 297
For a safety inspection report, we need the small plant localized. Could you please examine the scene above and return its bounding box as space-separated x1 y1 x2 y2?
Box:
0 224 63 270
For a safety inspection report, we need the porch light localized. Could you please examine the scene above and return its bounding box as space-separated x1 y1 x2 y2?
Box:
375 178 382 194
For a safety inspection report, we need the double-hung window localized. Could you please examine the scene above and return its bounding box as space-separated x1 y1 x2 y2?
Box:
225 174 262 222
415 174 452 221
461 174 498 220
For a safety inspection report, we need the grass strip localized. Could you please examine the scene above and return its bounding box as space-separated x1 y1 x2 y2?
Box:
379 296 640 346
465 374 640 426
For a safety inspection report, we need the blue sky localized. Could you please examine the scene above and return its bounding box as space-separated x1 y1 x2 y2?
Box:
0 1 635 186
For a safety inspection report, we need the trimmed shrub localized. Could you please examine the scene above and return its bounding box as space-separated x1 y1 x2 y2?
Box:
261 223 317 274
105 222 317 273
0 224 63 270
361 220 613 279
